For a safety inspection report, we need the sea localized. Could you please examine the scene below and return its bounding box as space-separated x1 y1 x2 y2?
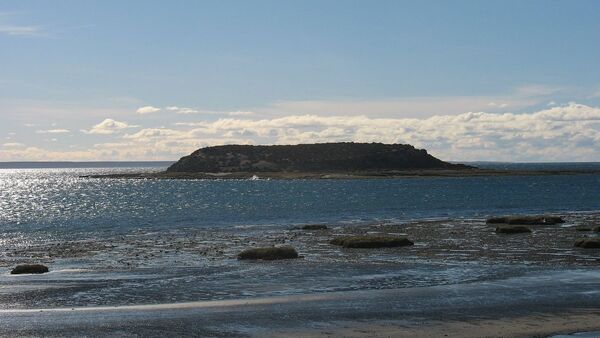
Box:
0 162 599 313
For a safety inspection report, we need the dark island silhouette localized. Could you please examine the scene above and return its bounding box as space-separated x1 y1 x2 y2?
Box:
83 143 600 180
166 142 471 173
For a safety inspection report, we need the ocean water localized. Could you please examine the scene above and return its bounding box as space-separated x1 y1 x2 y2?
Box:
2 166 600 233
0 164 599 310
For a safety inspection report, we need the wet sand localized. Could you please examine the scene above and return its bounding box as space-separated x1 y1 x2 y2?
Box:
277 311 600 338
0 270 599 337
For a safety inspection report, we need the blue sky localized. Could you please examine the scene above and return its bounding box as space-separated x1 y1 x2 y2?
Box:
2 0 600 161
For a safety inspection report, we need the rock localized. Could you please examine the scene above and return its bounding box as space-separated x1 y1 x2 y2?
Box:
10 264 49 274
329 235 414 248
237 246 299 260
297 224 328 230
486 215 564 225
594 226 600 232
495 225 532 234
574 238 600 249
576 225 593 231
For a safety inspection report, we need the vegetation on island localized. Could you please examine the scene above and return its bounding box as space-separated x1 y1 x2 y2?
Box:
167 142 472 173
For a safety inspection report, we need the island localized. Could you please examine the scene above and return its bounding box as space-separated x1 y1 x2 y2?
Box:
83 142 600 179
167 142 471 172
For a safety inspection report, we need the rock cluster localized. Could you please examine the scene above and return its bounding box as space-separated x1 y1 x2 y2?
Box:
495 225 532 234
574 238 600 249
330 235 414 248
297 224 328 230
237 246 299 260
486 215 564 225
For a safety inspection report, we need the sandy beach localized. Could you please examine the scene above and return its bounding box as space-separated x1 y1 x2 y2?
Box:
1 271 599 337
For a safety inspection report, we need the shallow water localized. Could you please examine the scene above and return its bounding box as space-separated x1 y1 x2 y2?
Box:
0 166 599 309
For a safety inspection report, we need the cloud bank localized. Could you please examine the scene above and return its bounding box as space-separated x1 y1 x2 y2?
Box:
82 118 135 135
2 103 600 162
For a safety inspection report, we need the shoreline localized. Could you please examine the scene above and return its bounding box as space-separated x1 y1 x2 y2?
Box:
81 168 600 180
1 273 598 337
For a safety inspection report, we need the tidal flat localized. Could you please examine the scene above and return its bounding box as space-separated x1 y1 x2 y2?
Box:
0 213 599 336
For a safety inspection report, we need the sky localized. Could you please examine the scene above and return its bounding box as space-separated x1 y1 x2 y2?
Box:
1 0 600 162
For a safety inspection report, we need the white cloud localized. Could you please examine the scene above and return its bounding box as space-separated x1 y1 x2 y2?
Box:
35 129 70 134
228 111 255 117
136 106 161 114
2 142 25 148
0 25 41 36
173 107 199 114
167 107 262 117
162 106 200 114
82 118 137 135
123 128 183 140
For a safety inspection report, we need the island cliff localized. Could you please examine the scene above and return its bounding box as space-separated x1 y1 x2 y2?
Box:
167 142 471 173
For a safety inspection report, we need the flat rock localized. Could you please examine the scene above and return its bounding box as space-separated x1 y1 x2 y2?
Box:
237 246 299 260
330 235 414 248
574 238 600 248
296 224 328 230
487 215 564 225
495 225 532 234
11 264 49 274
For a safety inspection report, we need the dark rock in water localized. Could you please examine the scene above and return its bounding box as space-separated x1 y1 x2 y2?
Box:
574 238 600 248
11 264 49 274
576 225 593 231
486 215 564 225
237 246 299 260
297 224 328 230
594 226 600 232
330 235 414 248
495 225 532 234
167 142 473 173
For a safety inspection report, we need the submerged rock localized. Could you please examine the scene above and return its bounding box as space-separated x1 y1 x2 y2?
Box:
10 264 49 274
237 246 299 260
330 235 414 248
574 223 600 232
486 215 564 225
495 225 532 234
574 238 600 249
297 224 328 230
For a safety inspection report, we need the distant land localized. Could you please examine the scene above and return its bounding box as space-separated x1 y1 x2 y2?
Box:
167 143 471 172
5 143 600 179
0 161 174 169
